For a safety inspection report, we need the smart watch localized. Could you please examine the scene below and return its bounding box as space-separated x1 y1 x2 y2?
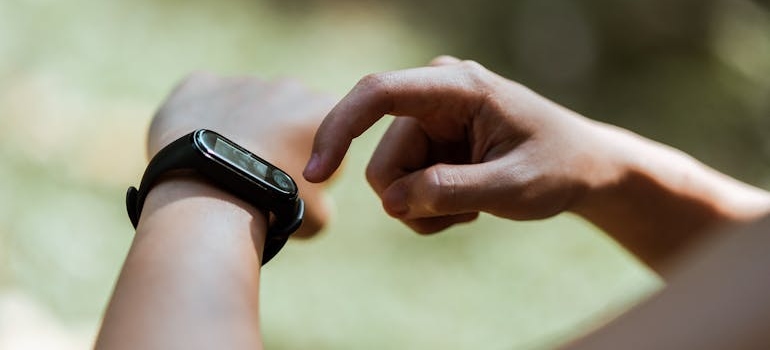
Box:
126 129 304 265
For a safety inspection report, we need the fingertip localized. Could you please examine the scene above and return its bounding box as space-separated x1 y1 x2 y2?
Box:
304 113 352 183
302 152 326 183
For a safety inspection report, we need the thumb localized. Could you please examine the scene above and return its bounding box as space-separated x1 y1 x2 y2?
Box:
381 162 503 219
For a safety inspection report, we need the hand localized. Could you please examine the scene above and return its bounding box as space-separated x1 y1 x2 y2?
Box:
148 72 337 237
304 56 614 234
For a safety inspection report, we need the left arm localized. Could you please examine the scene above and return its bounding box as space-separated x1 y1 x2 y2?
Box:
96 177 267 349
96 73 336 349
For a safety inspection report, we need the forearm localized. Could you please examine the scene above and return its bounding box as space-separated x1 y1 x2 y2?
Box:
562 215 770 349
96 177 266 349
571 121 770 271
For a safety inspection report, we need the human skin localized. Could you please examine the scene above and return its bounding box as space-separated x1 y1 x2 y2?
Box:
562 216 770 350
147 72 337 237
303 55 770 348
95 74 336 349
95 178 268 349
304 55 770 272
97 58 770 349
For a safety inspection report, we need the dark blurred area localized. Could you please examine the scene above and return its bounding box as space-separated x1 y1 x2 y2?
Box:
269 0 770 184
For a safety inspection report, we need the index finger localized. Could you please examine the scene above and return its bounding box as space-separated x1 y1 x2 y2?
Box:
302 61 489 183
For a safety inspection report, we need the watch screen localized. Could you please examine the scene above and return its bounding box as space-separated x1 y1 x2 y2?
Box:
197 130 296 194
214 139 269 179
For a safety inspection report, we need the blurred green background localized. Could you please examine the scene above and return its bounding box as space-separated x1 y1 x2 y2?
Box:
1 0 769 348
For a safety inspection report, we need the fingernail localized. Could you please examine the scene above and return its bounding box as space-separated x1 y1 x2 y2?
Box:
383 183 409 217
303 153 321 181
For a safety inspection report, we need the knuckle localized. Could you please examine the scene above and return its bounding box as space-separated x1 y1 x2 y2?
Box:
454 60 495 114
459 59 484 72
355 73 389 95
429 55 458 66
457 60 492 89
352 72 395 114
459 60 486 78
420 166 458 215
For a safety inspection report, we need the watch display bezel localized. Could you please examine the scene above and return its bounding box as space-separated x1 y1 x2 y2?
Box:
193 129 297 196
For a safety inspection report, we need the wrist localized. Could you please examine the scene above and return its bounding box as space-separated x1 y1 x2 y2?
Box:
129 129 307 265
137 174 269 253
567 119 704 219
566 120 770 269
101 175 267 349
566 119 630 216
573 121 770 222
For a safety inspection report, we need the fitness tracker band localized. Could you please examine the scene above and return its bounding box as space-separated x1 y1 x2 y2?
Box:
126 129 304 265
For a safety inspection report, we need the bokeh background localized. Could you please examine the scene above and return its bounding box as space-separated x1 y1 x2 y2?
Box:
1 0 769 348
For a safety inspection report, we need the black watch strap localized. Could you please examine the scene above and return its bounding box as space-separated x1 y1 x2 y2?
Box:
126 131 304 265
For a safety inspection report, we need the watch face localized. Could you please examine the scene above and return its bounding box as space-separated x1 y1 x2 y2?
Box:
195 130 297 194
